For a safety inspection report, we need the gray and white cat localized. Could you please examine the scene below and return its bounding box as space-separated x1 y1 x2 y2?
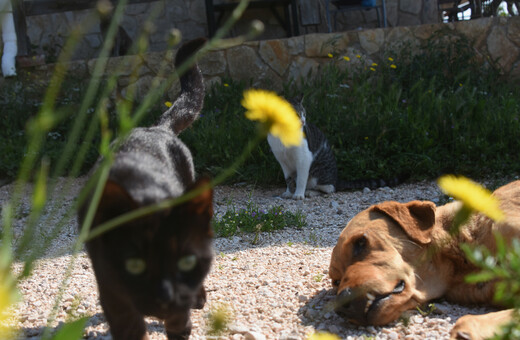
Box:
268 97 407 200
267 97 338 200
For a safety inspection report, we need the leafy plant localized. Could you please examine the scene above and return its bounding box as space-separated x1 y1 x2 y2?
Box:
213 200 306 237
463 235 520 339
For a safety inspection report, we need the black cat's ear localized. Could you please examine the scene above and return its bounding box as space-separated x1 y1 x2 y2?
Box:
182 178 213 217
94 180 138 223
175 178 213 237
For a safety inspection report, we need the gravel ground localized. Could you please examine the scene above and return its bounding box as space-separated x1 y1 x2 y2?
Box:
1 178 498 340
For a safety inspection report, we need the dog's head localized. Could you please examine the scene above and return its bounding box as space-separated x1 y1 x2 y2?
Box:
329 200 438 326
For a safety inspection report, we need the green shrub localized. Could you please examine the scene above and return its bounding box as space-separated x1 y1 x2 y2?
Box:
182 31 520 185
2 31 519 184
213 200 306 237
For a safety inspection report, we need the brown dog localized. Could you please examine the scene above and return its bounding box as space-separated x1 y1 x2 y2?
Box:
329 180 520 340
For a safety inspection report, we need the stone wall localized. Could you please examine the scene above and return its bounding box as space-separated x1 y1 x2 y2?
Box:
3 0 444 61
12 16 520 101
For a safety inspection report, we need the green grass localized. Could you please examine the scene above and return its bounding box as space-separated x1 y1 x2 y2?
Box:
1 30 519 184
184 31 520 184
213 199 306 237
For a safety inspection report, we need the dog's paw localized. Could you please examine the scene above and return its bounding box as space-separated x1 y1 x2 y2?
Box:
450 310 513 340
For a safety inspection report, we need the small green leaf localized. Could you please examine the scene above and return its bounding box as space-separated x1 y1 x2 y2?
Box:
51 317 88 340
32 159 49 212
465 271 495 284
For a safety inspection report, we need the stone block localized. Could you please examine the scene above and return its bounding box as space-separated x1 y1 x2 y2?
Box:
286 36 304 56
507 16 520 46
359 29 385 55
199 50 227 76
455 17 492 47
227 45 265 82
487 25 519 72
385 26 417 52
288 56 319 81
305 33 350 57
259 40 290 76
144 51 174 76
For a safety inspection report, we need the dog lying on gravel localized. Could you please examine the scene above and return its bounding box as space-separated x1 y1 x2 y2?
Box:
329 180 520 340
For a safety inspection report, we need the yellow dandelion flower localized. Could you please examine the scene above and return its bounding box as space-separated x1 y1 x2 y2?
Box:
388 57 394 61
370 67 376 71
164 101 173 108
241 89 303 147
224 83 229 87
371 62 378 67
327 53 333 58
459 83 463 87
390 64 397 69
343 56 350 61
438 175 505 222
356 54 361 58
308 332 340 340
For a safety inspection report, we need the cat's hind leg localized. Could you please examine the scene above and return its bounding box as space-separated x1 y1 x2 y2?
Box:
316 184 335 194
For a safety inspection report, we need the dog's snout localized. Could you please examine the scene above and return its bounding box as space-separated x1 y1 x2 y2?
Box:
334 287 369 324
338 287 353 300
334 287 357 315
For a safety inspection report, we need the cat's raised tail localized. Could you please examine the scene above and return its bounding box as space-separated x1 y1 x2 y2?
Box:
158 37 206 135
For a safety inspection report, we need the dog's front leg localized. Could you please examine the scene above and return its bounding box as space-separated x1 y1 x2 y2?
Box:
450 309 513 340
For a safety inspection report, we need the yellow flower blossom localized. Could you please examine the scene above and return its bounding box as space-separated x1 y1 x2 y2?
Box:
356 54 361 58
164 101 173 108
241 89 303 147
224 83 229 87
327 53 333 58
390 64 397 69
370 67 376 71
388 57 394 61
438 175 505 222
371 62 378 67
308 332 340 340
343 56 350 61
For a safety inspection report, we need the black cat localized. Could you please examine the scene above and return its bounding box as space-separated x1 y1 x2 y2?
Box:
78 38 212 340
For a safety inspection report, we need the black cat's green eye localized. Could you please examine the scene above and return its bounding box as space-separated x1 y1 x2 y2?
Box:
177 255 197 272
125 258 147 275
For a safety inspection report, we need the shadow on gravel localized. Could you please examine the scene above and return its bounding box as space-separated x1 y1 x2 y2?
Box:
20 312 175 339
297 287 381 338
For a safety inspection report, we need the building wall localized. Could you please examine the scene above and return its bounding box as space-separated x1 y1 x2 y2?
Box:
5 0 443 61
24 16 520 101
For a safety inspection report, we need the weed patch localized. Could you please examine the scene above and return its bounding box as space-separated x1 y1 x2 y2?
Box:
213 200 306 237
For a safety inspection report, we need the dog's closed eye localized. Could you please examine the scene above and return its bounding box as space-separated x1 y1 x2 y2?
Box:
352 235 367 258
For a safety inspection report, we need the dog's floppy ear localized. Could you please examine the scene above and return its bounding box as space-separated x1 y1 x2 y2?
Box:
372 201 436 244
